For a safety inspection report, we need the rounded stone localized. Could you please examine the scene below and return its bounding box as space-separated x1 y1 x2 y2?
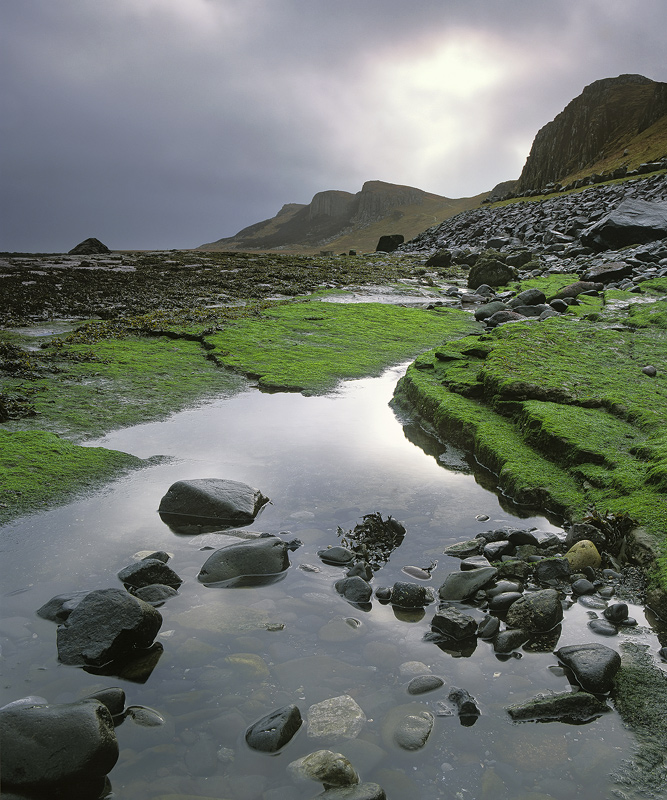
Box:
565 540 602 571
287 749 359 787
588 619 618 636
505 588 564 632
307 696 366 742
571 579 596 596
407 675 444 695
603 602 629 623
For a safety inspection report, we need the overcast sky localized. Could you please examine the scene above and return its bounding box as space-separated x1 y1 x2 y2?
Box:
2 0 666 252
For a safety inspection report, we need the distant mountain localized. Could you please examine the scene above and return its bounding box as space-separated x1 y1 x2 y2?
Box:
516 74 667 192
198 180 487 254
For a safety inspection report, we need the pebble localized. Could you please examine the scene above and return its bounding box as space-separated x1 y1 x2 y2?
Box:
588 619 618 636
407 675 445 695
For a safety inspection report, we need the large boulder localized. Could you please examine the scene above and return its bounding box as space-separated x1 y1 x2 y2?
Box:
67 237 110 255
197 536 290 584
581 197 667 250
245 704 303 752
556 643 621 693
468 259 518 289
438 566 497 601
117 558 182 590
56 588 162 666
506 690 610 723
0 698 118 791
158 478 269 528
375 234 404 252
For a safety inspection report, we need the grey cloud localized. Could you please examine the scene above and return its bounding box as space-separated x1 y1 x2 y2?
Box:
1 0 666 251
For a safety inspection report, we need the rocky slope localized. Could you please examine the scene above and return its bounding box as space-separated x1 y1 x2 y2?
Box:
516 74 667 193
199 180 484 254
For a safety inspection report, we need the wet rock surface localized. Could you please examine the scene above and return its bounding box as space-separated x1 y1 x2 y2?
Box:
158 477 269 528
197 536 292 584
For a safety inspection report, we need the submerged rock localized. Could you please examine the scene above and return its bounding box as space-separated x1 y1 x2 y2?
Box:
0 697 118 790
556 643 621 693
245 704 302 752
198 536 291 584
505 588 563 632
506 690 610 723
307 695 366 742
288 749 359 786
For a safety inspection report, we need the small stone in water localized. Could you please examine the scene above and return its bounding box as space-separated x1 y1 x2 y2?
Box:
298 563 321 573
125 705 165 727
588 619 618 636
476 514 490 522
265 622 285 631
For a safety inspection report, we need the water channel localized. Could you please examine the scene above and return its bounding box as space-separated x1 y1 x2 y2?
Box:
0 361 652 799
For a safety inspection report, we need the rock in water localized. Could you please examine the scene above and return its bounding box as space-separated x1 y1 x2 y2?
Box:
56 588 162 666
67 237 110 255
158 478 269 527
556 643 622 693
245 704 303 752
197 536 291 584
0 698 118 789
287 749 359 786
506 691 610 723
506 588 563 632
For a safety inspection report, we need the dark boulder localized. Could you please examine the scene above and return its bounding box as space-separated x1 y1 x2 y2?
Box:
245 704 302 752
375 234 404 253
37 590 91 623
68 237 110 255
388 581 433 608
581 197 667 250
534 557 571 584
318 545 355 566
468 260 518 289
565 522 607 551
438 566 497 601
425 249 452 268
158 478 269 528
0 698 118 790
552 281 604 300
486 310 526 327
448 687 480 722
556 642 621 693
118 558 182 590
198 536 291 584
474 300 508 322
431 606 478 640
407 675 444 695
56 588 162 666
505 588 563 632
335 576 373 604
580 261 633 283
511 288 547 306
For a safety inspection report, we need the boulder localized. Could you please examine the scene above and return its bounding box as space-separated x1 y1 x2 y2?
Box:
117 558 182 589
448 687 480 721
158 478 269 528
556 643 621 693
474 300 509 322
56 588 162 667
580 261 633 283
506 690 610 723
392 711 434 751
505 588 563 632
468 260 518 289
245 704 302 752
425 249 452 268
565 522 607 551
36 590 91 623
533 557 571 584
486 310 526 327
581 197 667 250
552 281 603 300
198 536 291 584
388 581 433 608
318 546 355 566
133 584 179 606
0 698 118 789
407 675 444 695
565 540 602 570
375 234 404 253
67 237 110 255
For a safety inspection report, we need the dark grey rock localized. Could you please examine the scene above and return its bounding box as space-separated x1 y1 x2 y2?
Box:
565 522 606 551
448 687 480 720
588 619 618 636
198 537 290 583
335 576 373 604
486 310 526 327
431 606 478 640
443 539 483 558
580 260 633 283
389 581 432 608
581 197 667 250
407 675 444 695
438 566 497 601
571 578 596 595
534 557 570 584
56 588 162 667
133 584 179 606
376 234 404 253
158 478 269 527
477 614 500 639
318 546 355 566
245 704 302 752
392 710 434 751
643 365 658 376
603 602 629 623
506 690 610 723
0 698 118 788
83 688 126 718
425 249 452 268
493 628 530 654
488 591 522 612
474 300 508 322
483 540 514 561
556 643 622 693
460 555 492 570
118 559 182 589
468 260 518 289
505 588 563 632
36 590 91 623
486 579 523 597
68 237 110 255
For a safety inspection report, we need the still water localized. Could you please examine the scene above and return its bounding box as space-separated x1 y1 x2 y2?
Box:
0 364 648 799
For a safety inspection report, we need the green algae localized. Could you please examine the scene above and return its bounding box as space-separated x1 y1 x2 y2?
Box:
393 312 667 587
0 429 145 525
206 301 480 393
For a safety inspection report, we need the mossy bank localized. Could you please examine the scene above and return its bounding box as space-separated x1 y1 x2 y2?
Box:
1 286 478 524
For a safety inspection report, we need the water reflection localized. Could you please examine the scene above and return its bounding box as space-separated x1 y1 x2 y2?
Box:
0 364 651 799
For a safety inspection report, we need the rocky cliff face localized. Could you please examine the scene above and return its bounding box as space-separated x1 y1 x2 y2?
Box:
516 74 667 192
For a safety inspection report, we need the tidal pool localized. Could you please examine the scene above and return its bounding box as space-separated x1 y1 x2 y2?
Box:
0 364 651 799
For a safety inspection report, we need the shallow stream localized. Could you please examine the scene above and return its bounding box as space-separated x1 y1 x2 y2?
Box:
0 363 655 799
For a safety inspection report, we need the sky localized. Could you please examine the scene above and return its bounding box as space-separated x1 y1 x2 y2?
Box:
1 0 666 252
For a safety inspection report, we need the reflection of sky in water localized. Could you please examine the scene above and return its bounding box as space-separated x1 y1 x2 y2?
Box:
0 364 651 799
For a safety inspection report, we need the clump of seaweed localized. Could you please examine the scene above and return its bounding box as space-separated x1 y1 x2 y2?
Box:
337 511 406 571
582 504 637 555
